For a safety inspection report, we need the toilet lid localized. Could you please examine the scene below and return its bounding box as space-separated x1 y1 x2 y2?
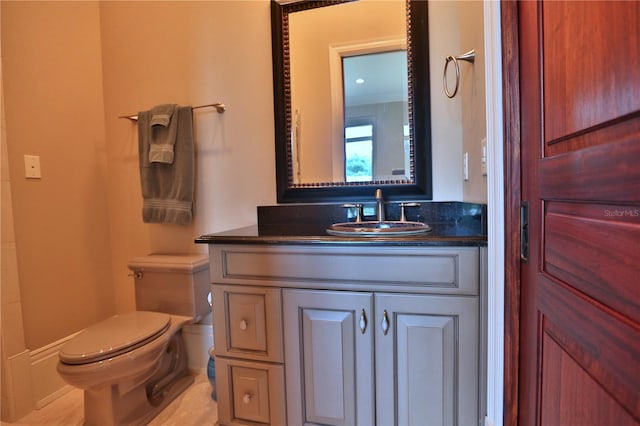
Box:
59 311 170 365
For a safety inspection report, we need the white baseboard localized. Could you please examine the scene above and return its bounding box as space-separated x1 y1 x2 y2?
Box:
29 333 78 409
2 351 34 421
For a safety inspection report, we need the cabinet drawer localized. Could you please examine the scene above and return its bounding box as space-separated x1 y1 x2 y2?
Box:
212 285 283 362
215 357 286 426
211 245 479 295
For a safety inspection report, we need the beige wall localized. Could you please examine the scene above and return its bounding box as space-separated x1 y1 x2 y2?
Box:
460 1 487 203
429 1 486 202
2 0 276 352
2 1 113 350
98 1 276 313
2 23 35 419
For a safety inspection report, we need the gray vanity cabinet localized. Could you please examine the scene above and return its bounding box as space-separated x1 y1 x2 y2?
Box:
284 290 478 426
207 244 485 426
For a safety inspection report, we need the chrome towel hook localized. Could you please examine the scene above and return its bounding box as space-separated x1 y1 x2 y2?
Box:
443 49 476 98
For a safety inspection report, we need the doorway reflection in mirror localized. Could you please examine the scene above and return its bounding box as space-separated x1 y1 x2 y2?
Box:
343 50 409 183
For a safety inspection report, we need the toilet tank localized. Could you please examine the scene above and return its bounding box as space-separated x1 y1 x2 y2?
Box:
127 254 210 322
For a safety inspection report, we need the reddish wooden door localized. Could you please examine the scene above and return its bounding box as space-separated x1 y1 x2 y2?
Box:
514 1 640 425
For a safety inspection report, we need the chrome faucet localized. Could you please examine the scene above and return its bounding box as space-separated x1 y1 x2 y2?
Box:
375 189 385 222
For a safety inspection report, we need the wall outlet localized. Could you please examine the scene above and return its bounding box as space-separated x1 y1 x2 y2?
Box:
24 155 42 179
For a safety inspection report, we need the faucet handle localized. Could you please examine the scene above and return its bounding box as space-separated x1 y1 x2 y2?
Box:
399 202 421 222
341 203 364 222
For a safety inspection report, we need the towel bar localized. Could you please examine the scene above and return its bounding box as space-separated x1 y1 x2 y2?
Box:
119 103 225 121
443 50 475 99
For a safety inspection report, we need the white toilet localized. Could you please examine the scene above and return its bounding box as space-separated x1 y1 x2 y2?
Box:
57 254 210 426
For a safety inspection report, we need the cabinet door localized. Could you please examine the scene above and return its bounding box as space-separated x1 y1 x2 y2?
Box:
284 289 374 426
375 293 479 426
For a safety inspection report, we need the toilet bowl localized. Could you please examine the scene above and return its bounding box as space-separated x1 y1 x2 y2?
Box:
57 254 210 426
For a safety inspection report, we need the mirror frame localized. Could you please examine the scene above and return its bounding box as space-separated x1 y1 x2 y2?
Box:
271 0 432 203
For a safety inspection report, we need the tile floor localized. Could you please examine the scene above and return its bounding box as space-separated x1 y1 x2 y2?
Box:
1 374 218 426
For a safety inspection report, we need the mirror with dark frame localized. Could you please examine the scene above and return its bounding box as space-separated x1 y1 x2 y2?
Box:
271 0 432 203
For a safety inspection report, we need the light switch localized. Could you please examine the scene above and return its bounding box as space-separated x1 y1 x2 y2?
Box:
463 152 469 181
24 155 41 179
481 138 488 176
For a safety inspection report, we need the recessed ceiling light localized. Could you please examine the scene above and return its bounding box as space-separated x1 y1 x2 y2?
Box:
355 78 365 84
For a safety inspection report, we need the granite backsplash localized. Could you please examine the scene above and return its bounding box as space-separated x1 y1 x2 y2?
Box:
257 202 487 236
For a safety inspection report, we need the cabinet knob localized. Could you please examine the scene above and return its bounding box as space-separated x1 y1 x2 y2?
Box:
242 393 252 404
239 319 248 330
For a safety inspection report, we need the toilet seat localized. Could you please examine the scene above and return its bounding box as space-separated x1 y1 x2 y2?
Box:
59 311 170 365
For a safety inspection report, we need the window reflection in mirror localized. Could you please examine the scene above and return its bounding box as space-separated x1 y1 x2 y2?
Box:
344 123 373 182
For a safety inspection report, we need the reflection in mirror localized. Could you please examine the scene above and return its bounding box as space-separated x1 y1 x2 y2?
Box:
343 50 409 183
272 0 432 203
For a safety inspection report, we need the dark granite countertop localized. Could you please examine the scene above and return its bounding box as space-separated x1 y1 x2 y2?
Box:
196 224 486 246
195 202 487 247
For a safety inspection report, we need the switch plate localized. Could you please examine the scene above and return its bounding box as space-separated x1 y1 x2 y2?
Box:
24 155 41 179
481 138 488 176
463 152 469 181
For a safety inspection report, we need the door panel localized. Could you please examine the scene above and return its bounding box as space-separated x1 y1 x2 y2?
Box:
375 293 478 426
230 366 272 423
544 201 639 321
396 314 455 426
542 1 640 143
515 1 640 424
540 332 637 426
538 275 639 416
283 289 374 426
301 309 355 425
227 292 268 352
540 139 640 201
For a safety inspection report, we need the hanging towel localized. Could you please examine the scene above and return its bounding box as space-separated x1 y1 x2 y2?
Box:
149 103 178 164
150 103 175 127
138 105 194 226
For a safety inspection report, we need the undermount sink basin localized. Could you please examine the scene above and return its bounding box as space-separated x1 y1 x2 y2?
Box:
326 221 432 236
